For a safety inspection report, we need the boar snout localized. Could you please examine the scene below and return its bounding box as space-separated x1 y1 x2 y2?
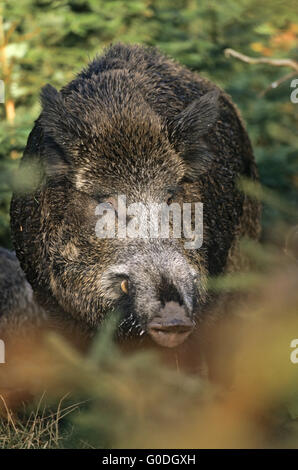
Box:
148 301 194 348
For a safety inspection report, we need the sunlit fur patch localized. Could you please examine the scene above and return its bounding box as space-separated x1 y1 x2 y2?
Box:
75 168 90 191
61 243 79 260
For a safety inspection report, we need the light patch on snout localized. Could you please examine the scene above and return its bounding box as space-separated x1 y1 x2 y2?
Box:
100 264 129 301
167 254 207 311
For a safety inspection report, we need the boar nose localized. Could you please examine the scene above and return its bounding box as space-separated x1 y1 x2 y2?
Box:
148 301 194 348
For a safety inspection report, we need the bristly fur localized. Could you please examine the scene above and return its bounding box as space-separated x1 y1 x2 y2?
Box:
0 248 46 335
9 43 260 343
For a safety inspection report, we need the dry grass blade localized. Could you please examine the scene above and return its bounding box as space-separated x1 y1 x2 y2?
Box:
0 393 84 449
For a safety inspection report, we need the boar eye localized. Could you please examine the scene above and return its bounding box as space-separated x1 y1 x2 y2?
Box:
100 201 114 211
165 186 181 204
165 189 176 204
120 279 129 294
166 194 173 204
93 194 115 206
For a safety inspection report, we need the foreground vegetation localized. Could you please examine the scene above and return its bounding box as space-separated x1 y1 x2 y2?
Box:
1 227 298 449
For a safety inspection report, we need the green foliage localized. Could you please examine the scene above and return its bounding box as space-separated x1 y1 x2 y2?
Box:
0 0 297 247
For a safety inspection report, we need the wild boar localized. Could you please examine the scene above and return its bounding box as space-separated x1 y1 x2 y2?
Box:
10 43 260 351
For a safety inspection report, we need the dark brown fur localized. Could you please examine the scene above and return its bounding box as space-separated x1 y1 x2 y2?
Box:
10 44 260 349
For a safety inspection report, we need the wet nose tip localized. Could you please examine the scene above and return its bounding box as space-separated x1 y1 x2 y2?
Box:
148 320 194 348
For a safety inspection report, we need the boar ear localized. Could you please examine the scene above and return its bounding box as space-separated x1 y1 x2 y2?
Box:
40 84 71 178
40 84 62 111
171 90 220 138
169 90 220 179
40 84 66 130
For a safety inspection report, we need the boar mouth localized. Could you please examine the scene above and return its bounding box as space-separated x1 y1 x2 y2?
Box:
148 317 195 348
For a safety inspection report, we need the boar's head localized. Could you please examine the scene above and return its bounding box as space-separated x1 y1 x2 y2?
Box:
15 70 221 349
